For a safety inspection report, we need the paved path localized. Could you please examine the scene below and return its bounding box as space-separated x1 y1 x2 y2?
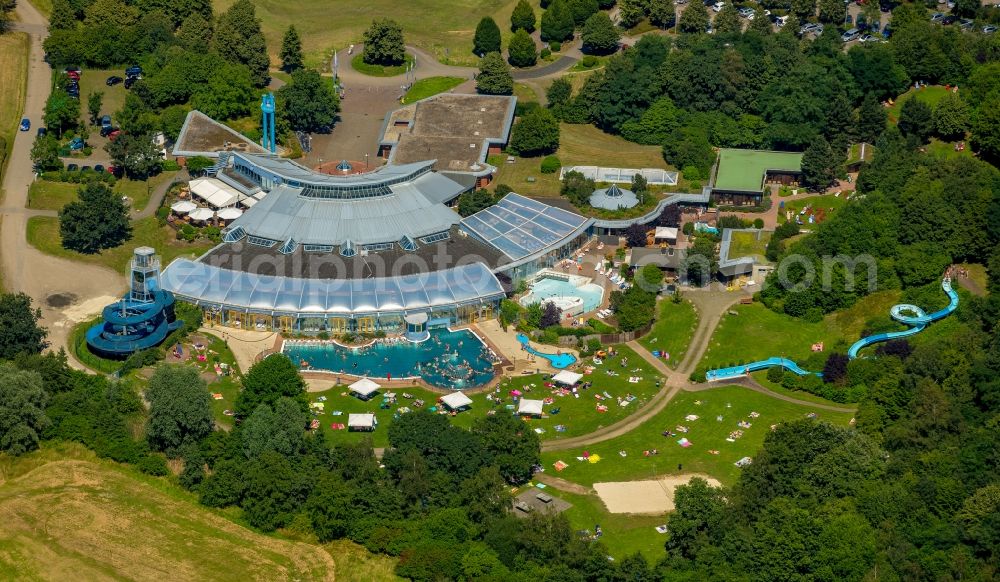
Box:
686 377 857 414
0 2 126 365
133 169 188 219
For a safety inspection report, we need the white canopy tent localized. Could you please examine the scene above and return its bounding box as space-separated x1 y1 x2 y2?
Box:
518 398 544 416
552 370 583 385
217 207 243 221
349 377 381 399
187 208 215 223
347 413 377 431
440 391 473 411
170 200 197 214
189 177 240 209
654 226 678 241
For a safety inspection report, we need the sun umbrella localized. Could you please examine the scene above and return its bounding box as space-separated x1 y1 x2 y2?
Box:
188 208 214 222
216 207 243 221
170 200 197 214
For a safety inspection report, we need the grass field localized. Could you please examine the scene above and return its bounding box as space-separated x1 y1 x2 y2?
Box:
714 149 803 193
492 123 670 196
26 216 213 274
727 230 771 260
637 298 699 369
0 444 342 580
887 85 951 123
698 291 903 371
299 344 666 447
28 172 179 212
76 68 127 125
538 385 854 487
0 32 30 201
553 489 666 560
213 0 544 68
925 137 974 160
401 76 465 103
777 194 849 225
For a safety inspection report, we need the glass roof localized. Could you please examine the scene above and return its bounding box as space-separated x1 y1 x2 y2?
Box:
160 259 505 316
460 193 590 261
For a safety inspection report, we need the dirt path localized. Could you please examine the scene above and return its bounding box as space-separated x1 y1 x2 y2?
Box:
0 2 126 364
689 377 856 413
534 473 594 495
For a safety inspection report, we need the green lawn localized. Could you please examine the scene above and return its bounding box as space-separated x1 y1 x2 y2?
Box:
76 68 127 125
777 194 849 225
513 82 539 103
213 0 545 68
887 85 951 123
698 291 903 371
401 76 465 104
637 298 699 369
714 149 803 193
26 180 79 210
350 52 414 77
553 489 666 560
492 123 671 197
299 344 666 448
117 171 180 212
539 385 855 487
26 215 213 274
727 230 771 260
925 137 974 161
0 32 29 202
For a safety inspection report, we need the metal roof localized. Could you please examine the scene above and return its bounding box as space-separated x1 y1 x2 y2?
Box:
589 184 639 210
160 259 505 316
461 193 591 262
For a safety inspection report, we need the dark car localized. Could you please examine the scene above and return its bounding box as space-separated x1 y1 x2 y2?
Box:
106 75 123 86
123 77 135 90
100 125 117 137
941 15 957 25
36 127 46 137
94 164 105 173
125 65 142 78
67 163 79 171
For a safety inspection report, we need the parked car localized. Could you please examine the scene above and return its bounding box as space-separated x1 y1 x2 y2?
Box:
79 165 91 172
858 33 876 43
67 163 79 171
125 65 142 78
101 115 112 129
64 66 80 74
774 14 788 26
66 70 80 81
108 129 122 141
930 12 946 23
100 125 117 137
19 118 30 131
959 18 974 29
106 75 123 86
841 28 861 42
799 22 820 34
124 77 135 90
985 25 998 34
36 127 46 137
94 164 105 173
69 137 85 150
712 1 724 11
738 7 754 18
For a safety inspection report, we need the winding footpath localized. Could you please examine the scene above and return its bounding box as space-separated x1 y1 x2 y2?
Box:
0 2 126 363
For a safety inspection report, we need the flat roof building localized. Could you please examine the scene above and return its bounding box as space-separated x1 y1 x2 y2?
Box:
711 149 803 206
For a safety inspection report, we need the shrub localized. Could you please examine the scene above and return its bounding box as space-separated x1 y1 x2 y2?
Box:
135 454 170 476
161 159 181 171
581 55 597 67
549 40 562 51
766 365 784 383
540 155 562 173
540 48 552 59
753 218 765 229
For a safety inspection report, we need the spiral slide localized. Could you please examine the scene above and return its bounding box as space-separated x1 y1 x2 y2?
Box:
705 278 959 382
86 279 183 359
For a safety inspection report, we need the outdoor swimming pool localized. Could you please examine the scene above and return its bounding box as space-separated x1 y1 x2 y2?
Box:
284 329 497 389
520 273 605 315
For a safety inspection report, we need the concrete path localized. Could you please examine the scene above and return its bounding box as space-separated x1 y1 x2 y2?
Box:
133 169 188 219
0 2 126 363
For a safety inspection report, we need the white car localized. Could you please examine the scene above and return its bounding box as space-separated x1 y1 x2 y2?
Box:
712 1 725 12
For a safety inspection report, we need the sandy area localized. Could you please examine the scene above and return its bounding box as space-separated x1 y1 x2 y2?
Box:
199 327 279 374
593 474 722 514
476 319 579 374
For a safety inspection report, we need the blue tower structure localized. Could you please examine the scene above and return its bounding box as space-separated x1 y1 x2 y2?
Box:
261 92 276 153
86 247 183 359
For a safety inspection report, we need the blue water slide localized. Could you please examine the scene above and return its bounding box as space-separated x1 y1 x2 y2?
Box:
516 333 577 369
705 278 959 382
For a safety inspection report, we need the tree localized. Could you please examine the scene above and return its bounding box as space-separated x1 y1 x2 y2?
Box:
749 6 772 34
581 12 620 55
362 18 405 65
280 25 304 73
631 172 648 203
713 3 742 35
235 354 307 418
508 28 538 67
897 97 933 142
677 0 709 33
30 134 62 172
568 0 599 26
509 108 560 156
953 0 980 18
540 301 562 327
541 0 575 42
648 0 675 29
48 0 78 30
471 414 541 484
511 0 536 32
458 188 496 216
105 132 162 179
0 293 48 359
476 52 514 95
561 170 596 207
790 0 815 20
59 182 132 254
857 92 887 144
178 12 212 51
241 398 307 459
146 365 214 453
822 353 849 383
0 364 49 456
625 223 648 247
546 77 573 109
44 90 80 137
213 0 270 87
932 93 969 141
801 136 836 190
189 63 255 120
499 299 521 330
818 0 845 24
473 16 501 56
87 91 104 125
971 92 1000 164
618 0 646 29
682 235 716 286
276 68 340 132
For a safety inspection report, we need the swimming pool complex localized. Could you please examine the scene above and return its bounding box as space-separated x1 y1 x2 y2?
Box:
283 329 497 389
520 272 605 316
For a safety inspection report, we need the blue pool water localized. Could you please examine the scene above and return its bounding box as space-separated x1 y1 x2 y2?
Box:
284 329 496 389
521 275 605 314
516 333 577 369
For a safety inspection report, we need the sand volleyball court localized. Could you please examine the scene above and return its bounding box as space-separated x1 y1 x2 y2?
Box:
593 474 722 514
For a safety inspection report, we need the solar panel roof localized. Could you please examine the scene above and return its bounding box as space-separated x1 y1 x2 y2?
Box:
460 193 590 261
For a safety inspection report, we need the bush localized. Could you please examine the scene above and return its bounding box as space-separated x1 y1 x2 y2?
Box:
581 55 598 67
540 155 562 173
753 218 765 229
549 40 562 51
135 454 170 476
540 48 552 59
766 365 784 383
161 159 181 171
155 206 169 226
